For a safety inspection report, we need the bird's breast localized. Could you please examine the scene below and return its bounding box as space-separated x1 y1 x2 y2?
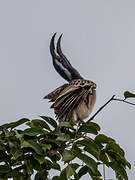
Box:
74 90 96 121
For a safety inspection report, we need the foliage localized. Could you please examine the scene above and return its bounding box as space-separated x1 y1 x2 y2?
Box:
0 91 134 180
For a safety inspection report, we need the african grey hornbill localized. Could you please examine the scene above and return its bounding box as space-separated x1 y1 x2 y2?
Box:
44 33 96 123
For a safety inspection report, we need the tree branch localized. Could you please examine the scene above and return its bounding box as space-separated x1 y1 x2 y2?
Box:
113 98 135 106
88 94 135 122
88 95 115 122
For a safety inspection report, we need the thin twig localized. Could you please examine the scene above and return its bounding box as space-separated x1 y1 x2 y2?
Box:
88 95 115 122
87 94 135 122
103 163 106 180
113 98 135 106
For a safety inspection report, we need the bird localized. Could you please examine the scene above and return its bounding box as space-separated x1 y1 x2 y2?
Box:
44 33 96 124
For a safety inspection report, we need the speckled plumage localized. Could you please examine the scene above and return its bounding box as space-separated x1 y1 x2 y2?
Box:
44 34 96 123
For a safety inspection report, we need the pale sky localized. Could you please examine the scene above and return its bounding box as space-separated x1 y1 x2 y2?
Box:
0 0 135 179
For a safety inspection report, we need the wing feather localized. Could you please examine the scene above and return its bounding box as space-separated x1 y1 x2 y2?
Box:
43 83 68 102
54 87 88 121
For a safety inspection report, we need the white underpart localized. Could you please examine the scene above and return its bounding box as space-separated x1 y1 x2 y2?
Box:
55 59 72 80
73 111 78 122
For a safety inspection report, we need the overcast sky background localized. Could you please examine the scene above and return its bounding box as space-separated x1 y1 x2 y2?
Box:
0 0 135 179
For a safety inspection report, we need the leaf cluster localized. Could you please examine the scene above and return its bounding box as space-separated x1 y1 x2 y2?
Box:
0 115 131 180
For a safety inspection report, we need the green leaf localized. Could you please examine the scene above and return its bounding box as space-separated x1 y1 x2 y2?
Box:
42 159 53 170
0 118 29 130
5 170 24 178
60 168 68 180
109 162 128 180
33 154 45 164
95 134 115 144
61 164 78 180
56 133 71 142
24 159 33 175
52 176 61 180
59 122 74 129
27 119 50 131
0 150 10 162
21 140 43 155
62 149 75 162
0 165 11 173
34 169 47 180
29 156 41 171
76 138 100 160
44 138 60 146
78 122 100 135
124 91 135 99
49 153 61 163
66 165 74 179
124 160 131 169
74 172 79 180
86 122 101 131
78 165 88 178
66 164 80 179
13 177 23 180
22 128 47 136
11 149 23 160
87 167 102 179
69 163 80 171
76 153 97 175
106 142 125 156
84 146 100 161
71 144 82 156
52 163 61 171
0 142 6 151
40 116 57 128
2 128 13 137
39 143 51 150
106 149 131 169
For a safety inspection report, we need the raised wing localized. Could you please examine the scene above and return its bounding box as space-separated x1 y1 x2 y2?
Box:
44 83 68 102
51 79 96 122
